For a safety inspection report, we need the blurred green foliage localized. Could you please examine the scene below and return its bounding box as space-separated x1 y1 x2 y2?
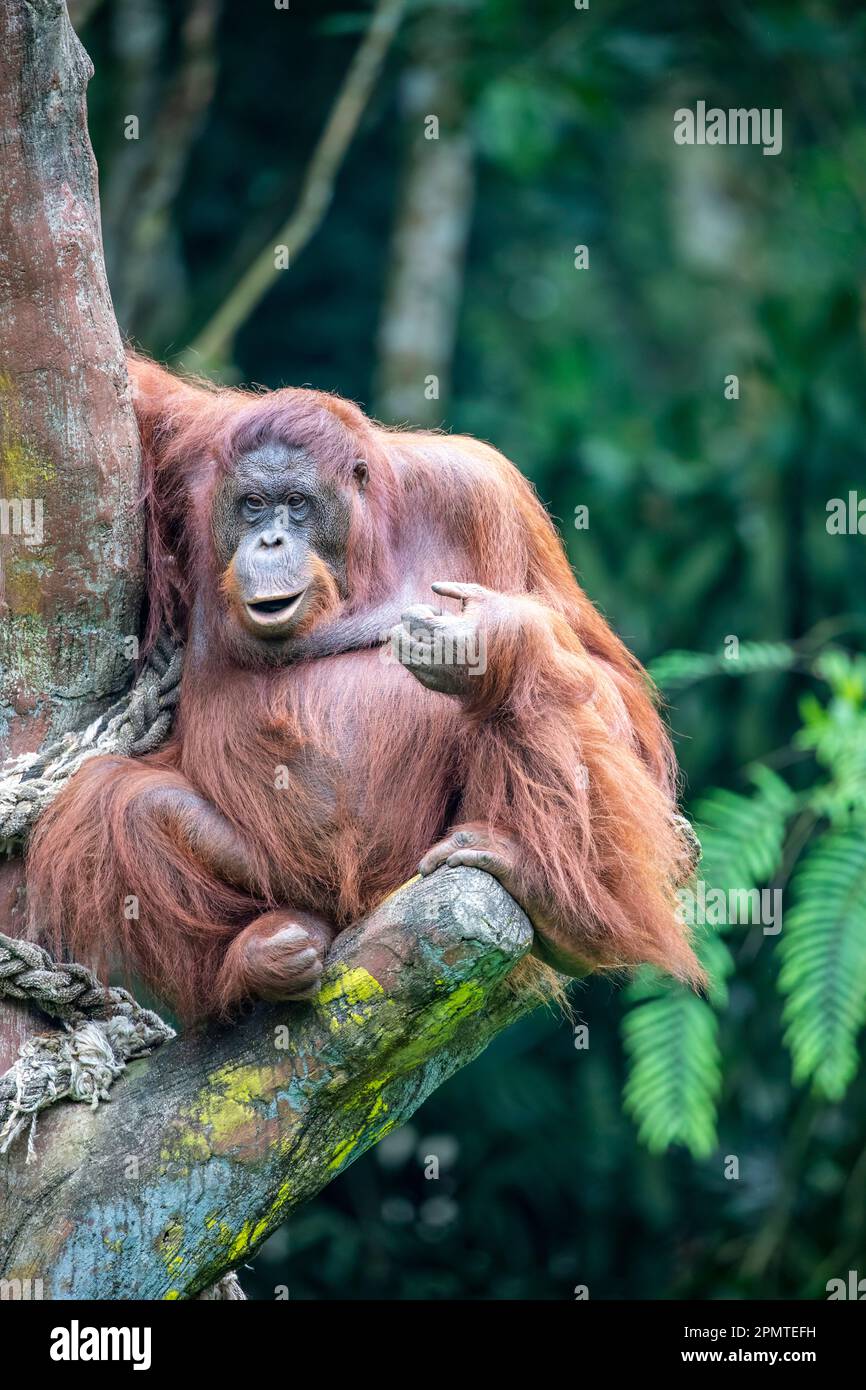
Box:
79 0 866 1298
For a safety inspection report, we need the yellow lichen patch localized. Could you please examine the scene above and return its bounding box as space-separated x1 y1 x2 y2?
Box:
318 964 384 1009
3 562 45 616
436 978 486 1018
267 1178 293 1225
164 1290 181 1301
318 978 487 1179
374 875 421 909
209 1218 236 1249
328 1113 399 1172
227 1216 271 1263
161 1134 209 1169
0 438 55 497
326 1078 395 1173
167 1061 286 1164
380 979 488 1073
328 1134 360 1171
0 373 56 495
367 1092 388 1121
156 1220 185 1275
359 1077 389 1123
201 1214 271 1266
317 964 385 1033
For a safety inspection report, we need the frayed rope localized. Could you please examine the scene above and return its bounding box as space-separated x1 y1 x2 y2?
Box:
0 1014 174 1159
0 934 174 1159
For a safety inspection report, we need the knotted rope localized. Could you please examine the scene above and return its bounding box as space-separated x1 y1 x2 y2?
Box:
0 629 182 849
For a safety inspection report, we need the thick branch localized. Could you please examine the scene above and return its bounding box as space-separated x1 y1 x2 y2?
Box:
0 867 534 1299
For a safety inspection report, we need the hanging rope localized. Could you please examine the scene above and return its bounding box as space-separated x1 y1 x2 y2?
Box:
0 629 182 850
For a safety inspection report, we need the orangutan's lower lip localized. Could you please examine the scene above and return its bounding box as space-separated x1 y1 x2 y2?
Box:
244 591 306 625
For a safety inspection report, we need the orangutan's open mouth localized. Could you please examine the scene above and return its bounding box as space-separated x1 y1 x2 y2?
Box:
244 590 306 627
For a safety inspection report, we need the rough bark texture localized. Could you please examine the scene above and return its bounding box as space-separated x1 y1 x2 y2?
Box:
0 0 143 753
0 0 144 1073
0 867 534 1299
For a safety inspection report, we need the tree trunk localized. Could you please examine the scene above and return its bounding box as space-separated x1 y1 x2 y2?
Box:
0 0 143 1068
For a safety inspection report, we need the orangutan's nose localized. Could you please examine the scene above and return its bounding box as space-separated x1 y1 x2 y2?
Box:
257 529 286 549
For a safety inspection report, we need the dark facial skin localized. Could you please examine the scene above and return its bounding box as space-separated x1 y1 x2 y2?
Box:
212 442 366 663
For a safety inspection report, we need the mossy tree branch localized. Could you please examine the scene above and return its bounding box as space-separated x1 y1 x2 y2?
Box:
0 868 534 1299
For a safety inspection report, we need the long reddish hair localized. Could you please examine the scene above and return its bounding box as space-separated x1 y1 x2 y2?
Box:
26 357 698 1020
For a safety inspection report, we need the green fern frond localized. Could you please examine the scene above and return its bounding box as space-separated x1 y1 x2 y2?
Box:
779 831 866 1101
726 641 800 676
622 989 721 1158
624 644 866 1154
797 657 866 824
648 649 721 688
697 932 737 1009
622 929 733 1157
812 648 866 702
649 641 797 691
694 765 796 894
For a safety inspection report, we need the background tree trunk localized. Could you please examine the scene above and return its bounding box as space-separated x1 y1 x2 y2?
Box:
0 0 144 1069
101 0 221 343
374 1 474 426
